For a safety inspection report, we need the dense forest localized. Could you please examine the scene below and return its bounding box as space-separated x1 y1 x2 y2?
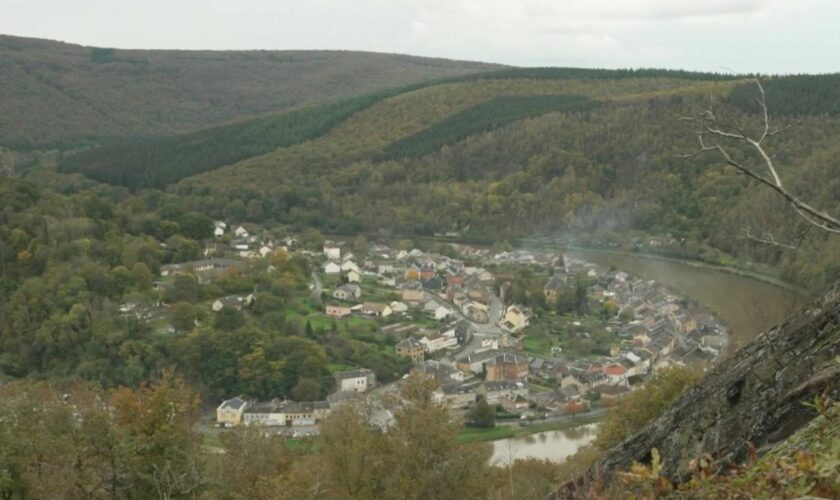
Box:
0 174 410 402
0 35 501 148
60 88 415 189
381 94 599 159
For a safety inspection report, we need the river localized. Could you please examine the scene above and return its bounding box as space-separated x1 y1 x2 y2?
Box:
566 250 805 347
490 423 599 466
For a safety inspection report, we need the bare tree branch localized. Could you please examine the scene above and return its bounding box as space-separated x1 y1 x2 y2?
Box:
742 226 811 250
681 79 840 240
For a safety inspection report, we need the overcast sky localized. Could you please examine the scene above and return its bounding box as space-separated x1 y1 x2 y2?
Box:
3 0 839 74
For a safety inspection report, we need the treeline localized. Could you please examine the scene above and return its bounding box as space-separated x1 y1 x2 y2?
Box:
0 373 573 500
728 73 840 116
458 66 744 82
59 91 399 190
381 95 599 160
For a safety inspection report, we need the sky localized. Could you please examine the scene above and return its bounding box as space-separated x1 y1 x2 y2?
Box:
3 0 839 74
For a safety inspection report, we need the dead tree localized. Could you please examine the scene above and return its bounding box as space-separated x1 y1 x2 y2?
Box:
681 79 840 248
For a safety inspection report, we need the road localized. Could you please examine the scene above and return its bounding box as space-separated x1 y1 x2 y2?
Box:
495 407 608 428
423 287 506 360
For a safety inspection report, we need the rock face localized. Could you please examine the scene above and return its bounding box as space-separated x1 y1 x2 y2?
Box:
559 283 840 498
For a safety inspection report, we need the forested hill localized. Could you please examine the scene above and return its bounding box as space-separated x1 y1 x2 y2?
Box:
60 69 840 290
0 35 502 148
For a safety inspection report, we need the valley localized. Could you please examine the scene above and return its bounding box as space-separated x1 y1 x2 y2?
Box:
1 29 839 499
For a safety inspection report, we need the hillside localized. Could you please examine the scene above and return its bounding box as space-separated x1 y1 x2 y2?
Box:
62 69 838 289
58 68 840 289
0 35 501 148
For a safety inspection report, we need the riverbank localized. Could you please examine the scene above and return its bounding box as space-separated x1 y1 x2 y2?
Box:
457 414 603 444
554 244 809 297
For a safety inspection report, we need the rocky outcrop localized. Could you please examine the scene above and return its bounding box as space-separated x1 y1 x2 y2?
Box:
559 283 840 498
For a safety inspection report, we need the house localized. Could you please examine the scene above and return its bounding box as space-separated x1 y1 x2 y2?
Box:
203 241 229 258
413 360 467 385
390 301 409 313
334 369 376 393
326 305 353 317
345 270 361 283
500 304 530 333
431 305 451 321
323 242 341 261
420 329 458 353
212 295 246 312
213 226 225 238
478 381 528 405
457 349 501 375
402 289 426 304
341 261 361 274
395 337 425 363
603 363 628 384
484 352 529 381
422 276 445 291
216 397 248 426
360 302 392 317
333 283 362 301
160 258 247 283
378 262 396 275
500 394 530 412
234 226 249 238
243 399 331 427
438 385 477 409
324 262 342 275
463 301 489 323
543 275 566 304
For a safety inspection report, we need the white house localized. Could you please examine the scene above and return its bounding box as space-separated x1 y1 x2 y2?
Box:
500 304 530 333
323 243 341 261
360 302 392 317
216 397 248 426
432 305 451 321
234 226 249 238
324 262 341 274
214 226 225 238
420 329 458 353
345 270 361 283
334 369 376 393
341 261 361 274
390 301 409 313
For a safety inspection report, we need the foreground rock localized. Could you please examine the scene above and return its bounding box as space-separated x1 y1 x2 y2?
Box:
558 282 840 498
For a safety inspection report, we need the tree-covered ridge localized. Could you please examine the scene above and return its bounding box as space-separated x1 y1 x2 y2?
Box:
727 73 840 116
59 89 407 190
62 77 722 190
182 77 729 188
459 66 743 82
381 95 599 159
0 35 503 149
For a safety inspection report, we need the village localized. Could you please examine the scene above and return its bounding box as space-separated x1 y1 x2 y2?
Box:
123 220 728 437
